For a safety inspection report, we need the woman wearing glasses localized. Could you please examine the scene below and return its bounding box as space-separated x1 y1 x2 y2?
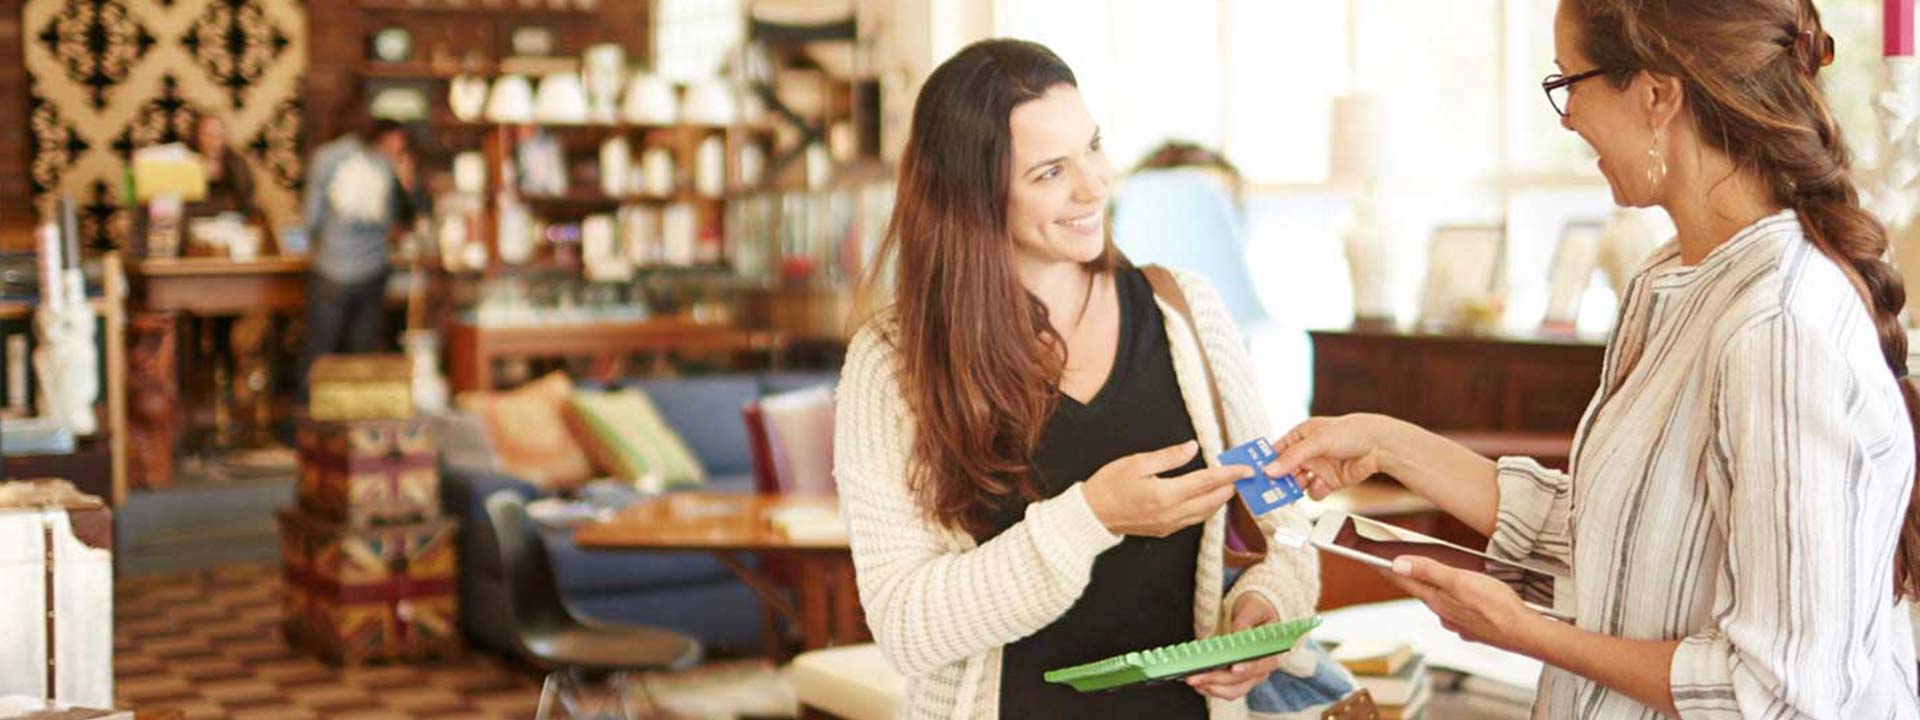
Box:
1268 0 1920 716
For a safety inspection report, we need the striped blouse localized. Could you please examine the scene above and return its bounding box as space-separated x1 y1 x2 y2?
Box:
1489 210 1920 718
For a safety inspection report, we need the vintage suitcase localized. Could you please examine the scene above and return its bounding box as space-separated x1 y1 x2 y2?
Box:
0 480 114 707
296 417 437 525
277 510 460 664
307 354 412 422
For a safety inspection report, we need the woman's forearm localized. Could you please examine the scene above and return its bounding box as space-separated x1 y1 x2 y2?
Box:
1521 615 1679 716
1372 416 1502 536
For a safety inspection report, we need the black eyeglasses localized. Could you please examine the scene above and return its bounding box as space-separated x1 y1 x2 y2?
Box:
1541 68 1614 118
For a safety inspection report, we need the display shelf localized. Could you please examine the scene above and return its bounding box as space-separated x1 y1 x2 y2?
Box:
520 190 730 212
0 297 111 321
445 315 783 392
358 0 599 19
357 62 494 80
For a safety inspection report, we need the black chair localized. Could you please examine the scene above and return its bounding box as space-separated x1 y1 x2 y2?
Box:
484 490 703 719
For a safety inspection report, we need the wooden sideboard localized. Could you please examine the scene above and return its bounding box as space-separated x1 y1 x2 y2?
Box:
1307 328 1605 609
1309 327 1606 470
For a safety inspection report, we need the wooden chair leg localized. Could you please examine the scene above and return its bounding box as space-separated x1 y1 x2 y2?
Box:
762 599 788 662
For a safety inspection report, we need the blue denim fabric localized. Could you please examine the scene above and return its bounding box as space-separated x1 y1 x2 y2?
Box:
1223 567 1357 715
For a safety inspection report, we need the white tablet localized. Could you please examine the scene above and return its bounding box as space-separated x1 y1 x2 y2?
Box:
1311 509 1574 622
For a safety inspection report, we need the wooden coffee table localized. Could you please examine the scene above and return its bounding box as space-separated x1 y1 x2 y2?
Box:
573 493 864 660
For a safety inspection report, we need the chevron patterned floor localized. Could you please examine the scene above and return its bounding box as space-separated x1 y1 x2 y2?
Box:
113 564 543 719
110 563 798 719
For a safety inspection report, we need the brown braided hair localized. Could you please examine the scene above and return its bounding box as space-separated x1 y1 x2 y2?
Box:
1572 0 1920 598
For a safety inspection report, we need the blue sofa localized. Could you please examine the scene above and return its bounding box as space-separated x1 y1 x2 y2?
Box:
441 371 840 656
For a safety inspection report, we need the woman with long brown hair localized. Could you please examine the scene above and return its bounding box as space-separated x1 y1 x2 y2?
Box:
833 39 1327 717
1269 0 1920 716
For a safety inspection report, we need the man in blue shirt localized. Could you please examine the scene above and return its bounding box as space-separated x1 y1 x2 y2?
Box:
298 118 425 393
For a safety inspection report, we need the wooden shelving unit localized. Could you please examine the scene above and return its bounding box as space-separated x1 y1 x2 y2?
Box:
0 252 129 504
358 0 601 19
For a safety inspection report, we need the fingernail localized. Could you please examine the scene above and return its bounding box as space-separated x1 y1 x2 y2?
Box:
1393 557 1412 575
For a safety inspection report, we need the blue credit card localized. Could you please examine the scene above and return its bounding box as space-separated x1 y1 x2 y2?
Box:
1217 438 1303 515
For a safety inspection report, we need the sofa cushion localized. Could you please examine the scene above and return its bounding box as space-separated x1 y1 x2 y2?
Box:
758 384 836 496
429 410 500 474
759 371 840 397
457 373 594 491
621 376 762 478
567 388 706 490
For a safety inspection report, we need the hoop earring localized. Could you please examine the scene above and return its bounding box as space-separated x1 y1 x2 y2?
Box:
1645 134 1668 191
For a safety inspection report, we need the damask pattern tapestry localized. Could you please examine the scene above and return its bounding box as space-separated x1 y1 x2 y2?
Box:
25 0 305 246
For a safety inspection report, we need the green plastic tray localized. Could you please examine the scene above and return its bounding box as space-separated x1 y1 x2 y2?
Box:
1042 616 1322 692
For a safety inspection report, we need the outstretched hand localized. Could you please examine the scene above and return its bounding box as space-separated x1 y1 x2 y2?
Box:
1264 415 1392 500
1381 555 1549 656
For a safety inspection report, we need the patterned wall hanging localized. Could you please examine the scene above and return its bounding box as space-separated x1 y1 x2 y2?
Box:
25 0 307 247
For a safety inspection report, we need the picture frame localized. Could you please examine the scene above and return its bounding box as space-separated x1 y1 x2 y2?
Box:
1542 219 1606 330
370 27 413 63
362 78 435 123
510 25 556 57
1417 224 1506 329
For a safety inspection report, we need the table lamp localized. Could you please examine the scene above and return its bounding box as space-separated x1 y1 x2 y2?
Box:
1329 95 1399 326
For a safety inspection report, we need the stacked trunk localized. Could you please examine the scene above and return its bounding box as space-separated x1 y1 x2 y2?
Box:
280 355 457 664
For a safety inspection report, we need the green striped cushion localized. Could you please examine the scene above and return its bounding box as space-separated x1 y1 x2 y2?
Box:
568 389 706 489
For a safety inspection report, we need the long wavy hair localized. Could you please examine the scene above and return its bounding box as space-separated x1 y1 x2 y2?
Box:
1572 0 1920 598
861 39 1120 536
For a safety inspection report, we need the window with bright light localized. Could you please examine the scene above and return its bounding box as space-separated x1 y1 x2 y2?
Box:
991 0 1905 424
998 0 1897 184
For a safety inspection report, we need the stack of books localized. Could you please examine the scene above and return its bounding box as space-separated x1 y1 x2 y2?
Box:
1332 638 1431 720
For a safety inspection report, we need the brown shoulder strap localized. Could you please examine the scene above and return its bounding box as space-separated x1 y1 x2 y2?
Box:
1141 265 1266 568
1140 265 1230 446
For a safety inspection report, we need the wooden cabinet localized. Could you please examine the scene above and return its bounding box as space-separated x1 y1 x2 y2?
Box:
1310 328 1606 469
1307 330 1603 610
1311 328 1604 431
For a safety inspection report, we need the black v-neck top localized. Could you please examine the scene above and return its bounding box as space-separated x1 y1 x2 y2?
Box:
973 266 1207 718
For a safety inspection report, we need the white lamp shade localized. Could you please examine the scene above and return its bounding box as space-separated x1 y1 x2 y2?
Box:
534 72 591 124
622 74 680 125
1329 94 1399 183
449 75 491 121
485 75 535 123
681 78 737 126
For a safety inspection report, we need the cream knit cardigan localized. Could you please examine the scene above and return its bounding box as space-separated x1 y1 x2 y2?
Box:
833 268 1321 720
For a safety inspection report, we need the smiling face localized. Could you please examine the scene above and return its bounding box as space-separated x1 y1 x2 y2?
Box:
1004 84 1112 274
1554 0 1662 208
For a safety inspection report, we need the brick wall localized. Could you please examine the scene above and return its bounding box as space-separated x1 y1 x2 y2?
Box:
1 9 30 250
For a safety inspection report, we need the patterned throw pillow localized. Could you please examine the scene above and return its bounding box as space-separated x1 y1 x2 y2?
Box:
455 373 595 491
566 388 706 490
